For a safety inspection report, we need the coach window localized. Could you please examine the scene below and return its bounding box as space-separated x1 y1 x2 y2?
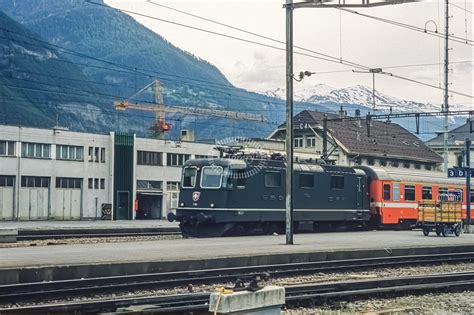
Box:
330 175 344 190
383 184 391 201
265 171 281 188
404 185 415 201
201 166 223 189
299 173 314 188
182 167 197 188
422 186 432 200
392 183 400 201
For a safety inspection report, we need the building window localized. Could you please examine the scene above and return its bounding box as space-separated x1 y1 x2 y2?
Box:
379 159 387 167
422 186 432 200
414 163 421 170
56 177 82 189
403 162 410 168
167 153 191 166
390 161 399 168
167 181 180 209
21 143 51 159
404 185 415 201
137 151 162 166
299 173 314 188
137 180 162 190
265 171 281 188
367 157 375 166
100 148 105 163
383 184 391 200
330 175 345 190
424 164 432 171
0 175 14 187
88 178 105 190
88 147 105 163
0 141 15 156
56 145 84 161
294 137 303 148
21 176 49 188
305 137 316 148
94 147 99 162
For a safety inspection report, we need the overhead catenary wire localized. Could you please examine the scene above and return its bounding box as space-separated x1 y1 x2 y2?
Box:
339 7 474 46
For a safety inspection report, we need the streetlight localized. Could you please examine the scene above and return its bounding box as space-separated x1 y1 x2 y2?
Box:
352 68 385 111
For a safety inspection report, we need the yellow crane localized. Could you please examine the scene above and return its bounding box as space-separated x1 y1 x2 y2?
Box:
114 80 265 138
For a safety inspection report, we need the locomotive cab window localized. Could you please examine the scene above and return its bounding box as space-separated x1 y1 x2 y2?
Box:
383 184 391 201
265 171 281 188
201 166 223 189
299 173 314 188
330 175 344 190
422 186 432 200
182 167 197 188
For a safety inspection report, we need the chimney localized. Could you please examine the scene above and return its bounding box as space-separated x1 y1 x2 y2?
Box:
339 106 346 119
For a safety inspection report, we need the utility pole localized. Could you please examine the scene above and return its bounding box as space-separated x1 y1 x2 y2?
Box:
285 0 294 245
442 0 450 172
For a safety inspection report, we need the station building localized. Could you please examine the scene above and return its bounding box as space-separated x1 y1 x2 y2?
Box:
244 110 444 171
0 125 216 221
425 119 474 168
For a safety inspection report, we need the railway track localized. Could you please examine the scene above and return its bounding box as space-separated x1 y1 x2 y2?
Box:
2 271 474 314
1 252 473 308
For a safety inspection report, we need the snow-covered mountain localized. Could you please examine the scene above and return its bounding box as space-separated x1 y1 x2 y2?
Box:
261 84 444 113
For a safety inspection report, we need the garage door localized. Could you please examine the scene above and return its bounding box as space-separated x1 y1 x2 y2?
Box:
54 178 82 220
0 176 14 220
19 176 50 220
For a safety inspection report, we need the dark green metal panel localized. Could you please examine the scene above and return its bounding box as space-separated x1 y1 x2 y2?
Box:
114 133 134 220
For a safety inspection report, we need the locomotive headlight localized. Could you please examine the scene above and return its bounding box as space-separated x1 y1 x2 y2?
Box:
180 202 185 207
210 203 215 208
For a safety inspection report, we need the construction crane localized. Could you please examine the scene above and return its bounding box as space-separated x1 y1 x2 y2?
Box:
114 80 265 138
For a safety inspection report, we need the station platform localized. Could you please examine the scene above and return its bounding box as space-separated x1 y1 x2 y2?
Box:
0 220 179 235
1 230 474 284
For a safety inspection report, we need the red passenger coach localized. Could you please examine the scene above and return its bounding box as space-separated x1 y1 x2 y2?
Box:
358 167 472 228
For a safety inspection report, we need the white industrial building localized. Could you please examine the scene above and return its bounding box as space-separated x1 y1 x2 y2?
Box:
0 125 216 221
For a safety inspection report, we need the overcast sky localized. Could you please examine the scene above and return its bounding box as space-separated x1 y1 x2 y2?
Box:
105 0 472 108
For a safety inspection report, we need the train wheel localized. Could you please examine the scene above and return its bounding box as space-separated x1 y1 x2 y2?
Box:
441 225 449 237
422 227 430 236
454 224 461 237
435 226 442 237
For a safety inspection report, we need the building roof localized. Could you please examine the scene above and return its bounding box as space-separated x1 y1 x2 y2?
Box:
276 110 443 164
425 119 474 146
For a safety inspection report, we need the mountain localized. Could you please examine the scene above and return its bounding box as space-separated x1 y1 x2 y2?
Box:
262 84 442 113
260 84 468 140
0 0 286 140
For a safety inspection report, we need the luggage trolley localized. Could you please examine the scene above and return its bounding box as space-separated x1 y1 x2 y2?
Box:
418 194 462 237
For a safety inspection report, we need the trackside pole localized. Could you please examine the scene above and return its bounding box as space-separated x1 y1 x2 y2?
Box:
466 138 472 233
285 0 294 245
